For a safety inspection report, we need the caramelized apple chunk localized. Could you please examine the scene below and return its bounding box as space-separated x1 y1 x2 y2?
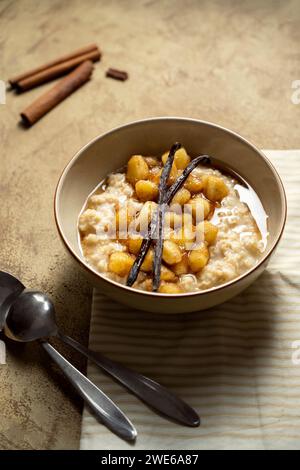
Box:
188 244 209 273
108 252 135 277
135 180 159 202
162 240 182 265
171 188 191 206
162 147 190 170
173 253 189 275
187 196 211 222
128 236 143 255
159 282 182 294
203 175 229 202
160 265 177 282
196 221 218 245
126 155 149 185
141 249 154 272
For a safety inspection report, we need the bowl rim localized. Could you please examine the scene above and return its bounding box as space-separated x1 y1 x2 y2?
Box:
54 116 287 299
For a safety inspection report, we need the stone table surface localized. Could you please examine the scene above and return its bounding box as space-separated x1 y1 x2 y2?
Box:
0 0 300 450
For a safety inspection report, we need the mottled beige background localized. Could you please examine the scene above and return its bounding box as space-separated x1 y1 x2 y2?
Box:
0 0 299 450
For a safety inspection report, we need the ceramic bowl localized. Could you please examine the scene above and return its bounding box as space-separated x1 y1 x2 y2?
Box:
54 117 286 313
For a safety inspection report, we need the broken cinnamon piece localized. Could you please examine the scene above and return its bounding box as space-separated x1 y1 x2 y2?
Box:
106 68 128 81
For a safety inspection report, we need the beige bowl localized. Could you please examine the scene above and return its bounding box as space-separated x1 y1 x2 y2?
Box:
55 117 286 313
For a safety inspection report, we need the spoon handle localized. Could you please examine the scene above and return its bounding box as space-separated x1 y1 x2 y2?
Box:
41 341 136 441
58 332 200 427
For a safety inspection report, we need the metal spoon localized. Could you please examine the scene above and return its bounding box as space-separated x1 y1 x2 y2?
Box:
3 283 200 427
6 289 200 427
2 287 136 441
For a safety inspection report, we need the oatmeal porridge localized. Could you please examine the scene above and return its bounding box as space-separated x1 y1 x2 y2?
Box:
78 146 268 294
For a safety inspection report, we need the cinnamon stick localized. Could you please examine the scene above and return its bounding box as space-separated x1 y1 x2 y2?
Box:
9 43 99 88
20 60 93 126
15 49 100 92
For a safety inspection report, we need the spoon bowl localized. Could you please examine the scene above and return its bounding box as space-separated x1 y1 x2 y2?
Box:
5 289 58 342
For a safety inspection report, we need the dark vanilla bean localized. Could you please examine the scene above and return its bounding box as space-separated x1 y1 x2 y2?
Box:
153 143 181 291
126 153 211 288
126 143 180 287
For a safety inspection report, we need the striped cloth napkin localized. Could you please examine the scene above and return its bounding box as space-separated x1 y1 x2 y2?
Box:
80 150 300 450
